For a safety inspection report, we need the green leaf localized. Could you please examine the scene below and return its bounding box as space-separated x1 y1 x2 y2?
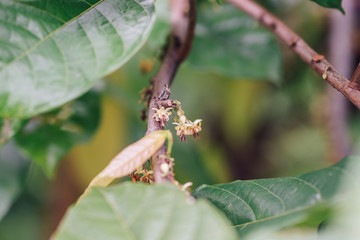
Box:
317 157 360 240
0 0 155 118
15 89 101 177
188 4 282 82
311 0 344 13
192 157 354 237
53 183 239 240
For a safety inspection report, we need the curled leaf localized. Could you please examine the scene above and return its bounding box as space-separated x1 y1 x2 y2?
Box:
84 130 172 194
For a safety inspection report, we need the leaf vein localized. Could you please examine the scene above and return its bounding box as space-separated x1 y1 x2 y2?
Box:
331 166 356 181
77 21 98 76
0 18 41 44
49 36 69 93
248 180 286 211
156 191 177 239
206 185 256 220
0 0 105 72
232 202 323 229
92 7 125 54
5 0 66 23
290 177 322 196
98 188 137 240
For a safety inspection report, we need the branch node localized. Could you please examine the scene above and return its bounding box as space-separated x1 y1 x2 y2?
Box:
289 37 299 49
146 0 197 182
269 22 277 31
159 84 171 100
349 81 360 91
227 0 360 109
259 12 266 24
322 66 332 80
312 54 325 63
350 63 360 90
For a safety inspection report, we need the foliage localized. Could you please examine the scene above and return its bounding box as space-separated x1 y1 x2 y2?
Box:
1 0 358 239
0 0 155 118
54 183 238 240
311 0 344 13
193 157 352 237
188 4 282 82
14 89 101 177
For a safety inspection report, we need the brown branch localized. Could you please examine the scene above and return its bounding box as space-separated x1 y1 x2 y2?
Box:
145 0 196 183
350 63 360 90
226 0 360 110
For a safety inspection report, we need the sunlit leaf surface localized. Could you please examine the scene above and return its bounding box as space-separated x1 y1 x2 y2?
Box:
0 0 155 118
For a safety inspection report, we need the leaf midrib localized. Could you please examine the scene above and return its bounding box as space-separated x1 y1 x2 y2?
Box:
0 0 105 72
200 175 326 229
233 202 323 231
98 188 137 240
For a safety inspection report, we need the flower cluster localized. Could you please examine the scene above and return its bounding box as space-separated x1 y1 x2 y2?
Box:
153 107 172 127
129 166 154 183
152 100 202 142
159 155 175 178
173 115 202 142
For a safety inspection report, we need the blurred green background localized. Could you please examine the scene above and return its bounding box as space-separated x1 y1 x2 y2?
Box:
0 0 359 239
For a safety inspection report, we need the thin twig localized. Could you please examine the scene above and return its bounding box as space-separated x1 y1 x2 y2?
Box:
226 0 360 110
350 63 360 90
146 0 196 182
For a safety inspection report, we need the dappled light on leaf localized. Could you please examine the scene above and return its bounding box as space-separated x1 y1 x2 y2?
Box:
0 0 155 118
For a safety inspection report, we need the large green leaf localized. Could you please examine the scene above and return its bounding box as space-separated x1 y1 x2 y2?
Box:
311 0 344 13
53 183 239 240
0 0 155 118
15 89 101 177
188 4 282 82
192 157 354 237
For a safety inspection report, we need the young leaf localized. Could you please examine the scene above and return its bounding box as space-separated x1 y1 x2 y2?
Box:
192 157 354 237
53 183 239 240
311 0 344 13
86 130 172 190
188 4 282 82
0 0 155 118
